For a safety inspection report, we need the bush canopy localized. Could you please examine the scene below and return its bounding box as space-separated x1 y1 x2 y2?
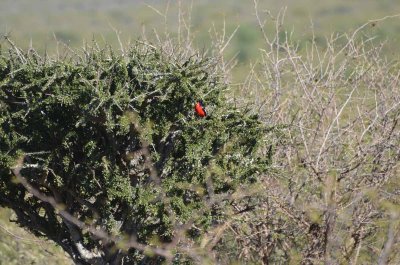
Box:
0 43 271 264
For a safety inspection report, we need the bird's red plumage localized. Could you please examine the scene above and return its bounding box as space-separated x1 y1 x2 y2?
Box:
195 101 207 117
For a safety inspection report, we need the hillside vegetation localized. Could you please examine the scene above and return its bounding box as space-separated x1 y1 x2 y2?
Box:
1 1 400 264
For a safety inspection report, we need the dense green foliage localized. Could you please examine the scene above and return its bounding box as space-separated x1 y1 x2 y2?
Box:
0 44 270 263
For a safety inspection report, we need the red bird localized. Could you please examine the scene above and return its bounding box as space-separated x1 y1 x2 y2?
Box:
194 100 207 117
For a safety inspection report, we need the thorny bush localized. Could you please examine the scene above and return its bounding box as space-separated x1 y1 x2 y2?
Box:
0 42 272 264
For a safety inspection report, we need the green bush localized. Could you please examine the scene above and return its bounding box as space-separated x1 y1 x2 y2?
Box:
0 43 271 264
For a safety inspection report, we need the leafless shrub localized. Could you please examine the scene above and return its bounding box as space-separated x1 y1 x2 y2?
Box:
229 3 400 264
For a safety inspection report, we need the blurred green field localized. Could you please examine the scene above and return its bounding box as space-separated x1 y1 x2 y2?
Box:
1 0 400 84
1 0 400 61
1 0 400 264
